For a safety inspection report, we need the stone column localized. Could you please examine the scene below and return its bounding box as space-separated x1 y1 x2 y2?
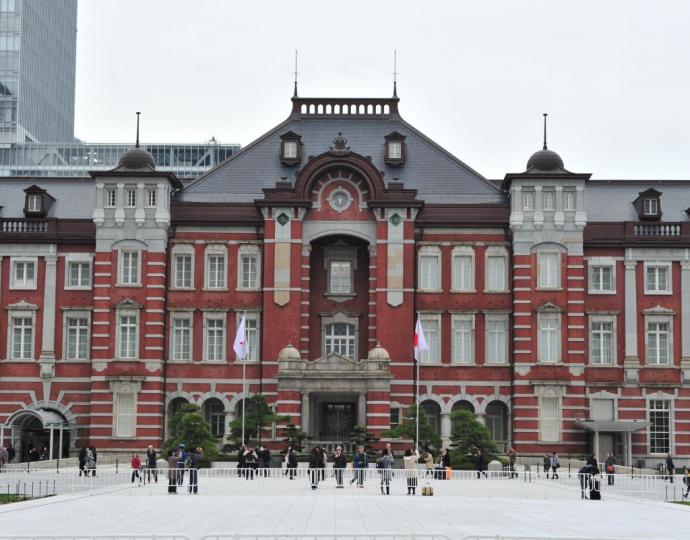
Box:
554 186 564 228
624 260 640 383
135 182 145 225
681 262 690 381
440 412 451 447
358 393 367 428
301 392 310 434
475 412 486 426
533 185 544 228
114 182 125 226
39 250 58 377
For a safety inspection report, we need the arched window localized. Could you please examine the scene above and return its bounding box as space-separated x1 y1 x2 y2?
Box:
203 398 225 437
420 400 441 436
451 400 475 414
324 323 356 359
485 401 509 452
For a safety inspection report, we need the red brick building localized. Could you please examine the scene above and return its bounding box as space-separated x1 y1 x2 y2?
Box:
1 95 688 467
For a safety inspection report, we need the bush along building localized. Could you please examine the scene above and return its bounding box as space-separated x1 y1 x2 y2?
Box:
0 93 689 467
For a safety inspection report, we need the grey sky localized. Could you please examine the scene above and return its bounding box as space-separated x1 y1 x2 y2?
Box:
75 0 690 180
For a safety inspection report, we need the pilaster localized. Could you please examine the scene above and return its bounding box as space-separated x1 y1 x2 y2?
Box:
39 249 58 377
624 260 640 383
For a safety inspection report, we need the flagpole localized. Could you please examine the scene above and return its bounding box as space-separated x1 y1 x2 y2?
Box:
415 354 419 447
241 312 247 447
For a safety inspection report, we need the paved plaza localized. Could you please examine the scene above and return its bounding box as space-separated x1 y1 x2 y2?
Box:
0 470 689 540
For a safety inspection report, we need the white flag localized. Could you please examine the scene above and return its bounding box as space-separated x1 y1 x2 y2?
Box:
414 316 429 361
233 313 248 360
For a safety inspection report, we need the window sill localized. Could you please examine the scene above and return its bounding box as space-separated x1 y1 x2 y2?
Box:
171 287 195 292
203 287 229 292
642 363 675 369
114 357 138 362
60 358 90 363
587 362 617 368
588 290 616 295
536 287 563 292
112 436 137 440
450 289 476 294
116 283 143 288
485 361 509 366
199 360 227 364
3 358 36 363
643 290 673 296
417 289 444 294
483 289 510 294
234 360 259 364
237 287 262 292
324 293 356 302
10 285 38 291
65 286 93 291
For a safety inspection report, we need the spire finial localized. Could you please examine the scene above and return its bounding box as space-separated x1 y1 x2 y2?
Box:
542 112 548 150
135 111 141 148
393 50 398 97
293 50 299 98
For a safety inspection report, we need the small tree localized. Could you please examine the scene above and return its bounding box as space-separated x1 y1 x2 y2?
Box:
163 403 219 463
282 422 310 453
228 394 288 449
384 404 442 451
349 424 379 459
449 410 499 469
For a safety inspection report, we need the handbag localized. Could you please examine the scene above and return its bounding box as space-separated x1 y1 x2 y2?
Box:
606 464 614 473
422 483 434 496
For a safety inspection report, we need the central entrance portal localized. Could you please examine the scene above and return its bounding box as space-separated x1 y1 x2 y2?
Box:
321 402 356 442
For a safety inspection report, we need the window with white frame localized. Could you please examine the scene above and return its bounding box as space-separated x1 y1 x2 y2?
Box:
171 315 192 361
645 263 671 294
563 190 575 211
11 258 36 289
205 399 225 437
522 190 535 210
119 250 140 285
485 314 508 364
451 314 474 364
646 318 671 365
589 263 615 293
239 250 260 290
539 396 560 442
114 385 136 438
452 247 474 292
146 188 157 208
419 248 441 291
485 248 508 292
173 250 193 289
283 140 298 159
324 322 356 360
204 315 225 361
542 190 555 210
589 317 615 365
117 313 138 359
537 252 560 289
66 261 91 289
419 315 440 364
329 260 352 294
237 313 260 362
388 141 402 160
125 188 137 208
104 187 116 208
64 314 89 360
644 198 658 216
538 312 560 363
10 316 34 360
27 194 42 212
648 399 671 454
205 246 227 289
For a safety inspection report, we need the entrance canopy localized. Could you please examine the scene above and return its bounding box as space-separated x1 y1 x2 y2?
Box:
575 420 649 433
6 408 68 427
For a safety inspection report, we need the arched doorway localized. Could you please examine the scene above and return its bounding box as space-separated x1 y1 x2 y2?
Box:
7 409 70 462
203 398 226 438
168 397 189 436
420 400 441 437
452 400 475 415
485 401 509 452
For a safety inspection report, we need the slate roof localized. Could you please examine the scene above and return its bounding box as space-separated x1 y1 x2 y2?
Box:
181 101 506 205
0 177 94 219
586 180 690 222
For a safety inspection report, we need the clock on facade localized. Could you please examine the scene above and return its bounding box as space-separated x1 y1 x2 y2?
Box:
328 188 352 213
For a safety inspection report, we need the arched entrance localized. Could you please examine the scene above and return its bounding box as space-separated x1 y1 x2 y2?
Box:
6 409 70 462
485 401 509 452
452 400 476 415
420 400 441 437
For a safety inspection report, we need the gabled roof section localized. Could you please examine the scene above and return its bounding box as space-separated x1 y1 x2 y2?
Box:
180 96 505 205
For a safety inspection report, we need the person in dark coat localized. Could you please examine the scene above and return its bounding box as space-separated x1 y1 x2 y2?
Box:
332 446 347 488
146 445 158 483
578 463 597 499
7 444 15 463
238 445 246 477
78 447 87 476
308 446 325 489
285 446 298 479
243 446 258 479
604 452 616 485
352 445 368 487
543 453 551 479
475 448 486 479
167 449 177 494
188 447 202 494
378 447 394 495
259 446 271 476
176 444 187 485
666 453 675 482
507 447 517 479
89 446 98 476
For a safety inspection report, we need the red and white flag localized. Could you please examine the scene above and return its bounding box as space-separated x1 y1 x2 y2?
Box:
413 316 429 361
233 313 248 360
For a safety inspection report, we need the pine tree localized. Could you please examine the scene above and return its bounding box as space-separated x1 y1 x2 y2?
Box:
449 409 499 469
384 404 442 451
228 394 288 449
349 424 379 458
163 403 219 463
282 422 310 453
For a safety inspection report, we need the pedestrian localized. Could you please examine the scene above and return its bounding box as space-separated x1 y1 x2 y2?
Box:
666 453 675 483
40 446 49 460
507 447 517 479
0 445 8 471
604 452 616 486
188 447 202 494
577 463 597 499
423 449 434 477
145 445 157 483
238 445 247 477
259 446 271 476
682 466 690 498
378 447 394 495
167 449 177 494
7 444 14 464
285 446 297 480
352 445 367 487
131 453 142 485
386 442 397 468
475 448 486 479
308 446 324 490
176 444 187 485
78 447 87 476
85 446 96 476
543 453 551 479
90 446 98 476
243 446 258 479
404 448 420 495
332 446 346 488
550 452 560 479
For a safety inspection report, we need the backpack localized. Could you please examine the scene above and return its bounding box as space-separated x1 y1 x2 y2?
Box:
376 458 384 470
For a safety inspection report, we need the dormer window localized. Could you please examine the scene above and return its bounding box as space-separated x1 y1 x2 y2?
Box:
644 198 658 216
633 188 661 221
23 185 54 217
279 131 302 166
384 131 406 167
27 194 41 213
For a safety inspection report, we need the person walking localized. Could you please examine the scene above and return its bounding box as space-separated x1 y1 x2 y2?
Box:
167 449 177 494
7 444 14 464
682 466 690 498
352 445 367 487
285 446 298 480
386 443 397 468
378 447 394 495
89 446 98 476
550 452 560 480
78 447 87 476
507 447 517 479
423 449 434 477
145 445 158 483
0 445 8 471
176 444 187 486
543 453 551 479
604 452 616 486
475 448 486 479
259 446 271 477
404 448 420 495
243 446 258 479
332 446 347 488
666 453 675 482
188 447 202 494
308 446 325 490
131 453 142 485
85 447 96 477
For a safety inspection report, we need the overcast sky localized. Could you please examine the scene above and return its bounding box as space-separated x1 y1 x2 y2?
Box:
75 0 690 180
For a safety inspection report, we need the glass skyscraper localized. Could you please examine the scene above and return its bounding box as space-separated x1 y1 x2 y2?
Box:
0 0 78 143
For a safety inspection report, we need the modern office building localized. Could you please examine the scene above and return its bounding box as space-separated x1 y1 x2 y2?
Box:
0 0 78 144
0 92 689 468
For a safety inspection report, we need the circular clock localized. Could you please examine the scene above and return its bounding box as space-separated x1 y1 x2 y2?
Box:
328 188 352 213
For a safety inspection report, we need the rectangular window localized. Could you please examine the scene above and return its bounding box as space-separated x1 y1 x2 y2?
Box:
486 255 506 291
240 317 260 362
11 317 33 360
645 263 670 294
240 254 259 289
539 314 560 363
420 317 440 364
419 254 440 291
649 400 671 454
486 317 507 364
206 254 226 289
67 261 91 288
390 408 400 428
120 251 140 285
118 315 137 359
647 321 670 365
563 190 575 211
65 317 89 360
12 260 36 289
126 188 137 208
205 318 225 361
283 141 298 159
173 254 192 289
27 194 41 212
452 253 473 291
388 141 402 159
171 317 191 361
324 322 356 359
644 198 658 216
590 265 614 292
522 191 534 210
105 188 116 208
146 188 157 208
542 190 555 210
538 253 559 289
590 320 614 365
115 391 136 437
452 317 473 364
539 396 560 442
329 260 352 294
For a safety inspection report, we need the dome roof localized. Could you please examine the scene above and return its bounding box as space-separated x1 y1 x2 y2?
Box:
367 342 390 361
526 148 564 172
278 343 301 361
117 146 156 171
